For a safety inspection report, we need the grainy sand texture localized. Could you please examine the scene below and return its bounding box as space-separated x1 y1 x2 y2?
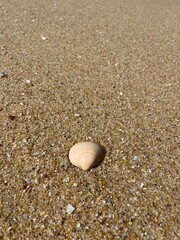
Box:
0 0 180 239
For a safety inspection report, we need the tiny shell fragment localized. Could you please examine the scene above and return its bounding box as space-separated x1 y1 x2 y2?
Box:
69 141 106 170
67 204 75 214
133 156 139 161
74 113 81 117
0 71 6 78
41 36 47 40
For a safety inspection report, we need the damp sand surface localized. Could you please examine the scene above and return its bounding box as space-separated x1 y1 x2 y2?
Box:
0 0 180 239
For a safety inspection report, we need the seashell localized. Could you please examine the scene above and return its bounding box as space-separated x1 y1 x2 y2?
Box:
69 141 106 170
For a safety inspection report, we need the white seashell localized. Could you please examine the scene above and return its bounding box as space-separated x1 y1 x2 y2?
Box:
69 141 106 170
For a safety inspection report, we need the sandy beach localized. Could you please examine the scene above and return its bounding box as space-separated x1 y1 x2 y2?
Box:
0 0 179 239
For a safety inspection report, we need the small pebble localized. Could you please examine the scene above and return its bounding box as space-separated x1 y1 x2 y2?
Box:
77 223 81 228
0 71 6 78
67 204 75 214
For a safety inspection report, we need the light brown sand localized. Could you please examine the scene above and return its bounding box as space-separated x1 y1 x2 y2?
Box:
0 0 180 239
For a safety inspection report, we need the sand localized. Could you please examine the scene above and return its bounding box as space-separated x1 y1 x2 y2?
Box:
0 0 180 239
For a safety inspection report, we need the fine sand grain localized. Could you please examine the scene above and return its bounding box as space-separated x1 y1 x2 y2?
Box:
0 0 180 239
